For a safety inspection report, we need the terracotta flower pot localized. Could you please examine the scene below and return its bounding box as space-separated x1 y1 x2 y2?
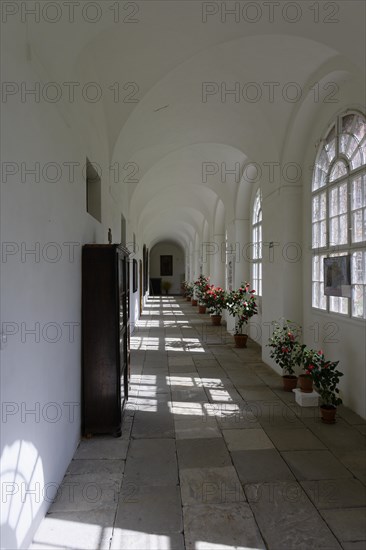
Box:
191 299 198 306
320 404 337 424
282 375 298 392
211 315 222 326
299 374 313 393
186 296 191 301
198 305 206 314
234 334 248 348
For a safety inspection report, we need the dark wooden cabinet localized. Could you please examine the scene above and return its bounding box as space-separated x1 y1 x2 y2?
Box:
82 244 130 437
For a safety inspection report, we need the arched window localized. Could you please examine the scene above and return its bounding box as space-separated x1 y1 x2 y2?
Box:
252 188 262 296
312 111 366 318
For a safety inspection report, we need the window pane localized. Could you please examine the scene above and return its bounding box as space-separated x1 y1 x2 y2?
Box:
312 195 320 220
339 183 348 213
320 192 326 218
330 296 348 315
312 222 319 248
352 285 364 318
352 210 363 243
340 114 366 168
351 251 366 318
325 125 336 162
329 160 348 182
330 187 338 216
340 134 358 162
339 214 348 244
320 221 327 247
330 217 338 245
312 282 319 308
352 251 365 284
351 177 363 209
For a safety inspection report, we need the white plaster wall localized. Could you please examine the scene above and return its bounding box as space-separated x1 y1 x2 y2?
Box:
0 25 123 549
150 243 185 295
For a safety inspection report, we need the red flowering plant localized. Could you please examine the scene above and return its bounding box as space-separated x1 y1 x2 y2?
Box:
226 282 258 334
193 275 210 305
203 285 227 315
303 349 343 407
267 320 305 376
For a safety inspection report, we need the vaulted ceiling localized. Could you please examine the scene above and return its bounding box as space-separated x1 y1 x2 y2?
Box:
22 1 365 249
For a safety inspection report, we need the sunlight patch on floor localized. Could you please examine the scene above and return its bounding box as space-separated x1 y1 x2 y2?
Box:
130 337 160 350
164 338 205 352
135 319 160 328
168 402 205 416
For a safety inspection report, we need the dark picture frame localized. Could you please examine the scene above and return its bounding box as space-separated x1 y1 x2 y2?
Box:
132 259 138 293
160 255 173 276
324 255 351 297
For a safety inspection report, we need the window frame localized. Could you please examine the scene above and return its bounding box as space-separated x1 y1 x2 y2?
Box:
311 110 366 320
252 188 262 297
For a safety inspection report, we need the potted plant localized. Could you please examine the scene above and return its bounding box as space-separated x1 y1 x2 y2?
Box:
226 282 257 348
194 275 210 313
299 347 316 393
203 285 227 325
304 349 343 423
267 320 305 391
162 280 172 295
185 282 194 301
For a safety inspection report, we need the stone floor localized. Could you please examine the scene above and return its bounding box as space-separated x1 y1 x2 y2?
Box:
31 296 366 550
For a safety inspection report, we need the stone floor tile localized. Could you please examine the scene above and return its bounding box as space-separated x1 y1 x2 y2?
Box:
169 364 199 374
263 427 326 450
176 438 232 469
131 410 175 438
226 373 265 386
110 532 185 550
193 358 220 367
183 503 266 550
205 386 243 403
238 386 281 401
74 437 129 460
281 450 353 480
180 466 246 506
335 450 366 484
169 401 207 419
355 424 366 435
66 458 125 475
245 481 342 550
334 406 366 426
31 511 114 550
171 389 208 403
222 428 274 451
132 395 171 412
301 478 366 509
115 484 183 534
174 417 221 439
341 543 366 550
254 401 304 429
231 449 295 483
123 439 178 485
168 356 195 367
320 508 366 542
48 472 121 513
304 419 366 452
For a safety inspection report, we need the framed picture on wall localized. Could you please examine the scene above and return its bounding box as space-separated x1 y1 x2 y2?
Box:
160 255 173 276
133 259 138 293
324 255 351 297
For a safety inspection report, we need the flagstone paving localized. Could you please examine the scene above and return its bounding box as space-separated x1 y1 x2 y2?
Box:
31 296 366 550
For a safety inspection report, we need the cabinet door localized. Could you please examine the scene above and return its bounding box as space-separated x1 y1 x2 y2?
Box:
82 245 121 435
118 251 129 403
